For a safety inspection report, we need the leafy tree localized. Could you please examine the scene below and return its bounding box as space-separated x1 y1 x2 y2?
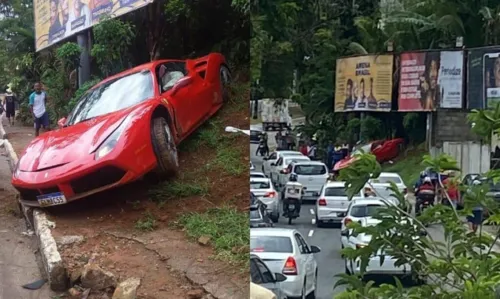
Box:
335 103 500 298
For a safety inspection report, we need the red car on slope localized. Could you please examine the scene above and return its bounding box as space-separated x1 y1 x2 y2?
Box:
12 53 231 207
333 138 405 171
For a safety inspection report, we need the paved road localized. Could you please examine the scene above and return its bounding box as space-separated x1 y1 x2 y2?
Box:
250 143 450 298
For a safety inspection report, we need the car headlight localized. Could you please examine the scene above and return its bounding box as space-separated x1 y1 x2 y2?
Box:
94 116 132 160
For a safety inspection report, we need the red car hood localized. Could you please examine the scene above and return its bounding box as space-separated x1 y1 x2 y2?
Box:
18 110 131 172
333 156 357 171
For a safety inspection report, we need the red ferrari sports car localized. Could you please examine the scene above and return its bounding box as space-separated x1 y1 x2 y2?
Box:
333 138 405 171
12 53 231 207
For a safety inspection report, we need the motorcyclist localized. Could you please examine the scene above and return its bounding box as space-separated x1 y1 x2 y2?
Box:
282 173 305 216
415 176 435 214
256 133 268 156
414 171 427 190
364 187 377 197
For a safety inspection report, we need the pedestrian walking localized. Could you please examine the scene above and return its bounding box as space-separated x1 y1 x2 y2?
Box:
4 88 17 126
307 142 317 160
467 180 484 233
441 171 460 209
29 82 51 137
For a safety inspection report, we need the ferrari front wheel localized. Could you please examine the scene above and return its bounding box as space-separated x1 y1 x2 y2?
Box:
151 117 179 178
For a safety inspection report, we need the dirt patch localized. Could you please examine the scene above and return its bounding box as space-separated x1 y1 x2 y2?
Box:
7 81 250 298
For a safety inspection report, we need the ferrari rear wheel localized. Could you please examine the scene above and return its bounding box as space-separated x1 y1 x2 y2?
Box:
151 117 179 178
220 64 231 101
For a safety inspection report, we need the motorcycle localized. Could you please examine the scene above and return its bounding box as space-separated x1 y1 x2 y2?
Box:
258 143 267 156
415 192 435 217
285 198 300 225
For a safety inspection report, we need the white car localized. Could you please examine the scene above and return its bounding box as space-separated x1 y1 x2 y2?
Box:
250 254 287 299
250 161 256 171
315 181 364 227
271 155 311 187
281 161 329 201
340 198 413 277
250 228 320 299
251 171 267 179
250 178 280 222
367 172 409 205
261 150 304 176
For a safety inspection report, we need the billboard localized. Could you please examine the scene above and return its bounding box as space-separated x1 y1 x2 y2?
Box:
398 50 464 111
467 46 500 109
34 0 153 51
334 55 394 112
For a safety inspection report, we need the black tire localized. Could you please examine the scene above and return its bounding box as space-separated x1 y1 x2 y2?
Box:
315 215 323 228
306 272 317 299
219 64 231 102
151 117 179 178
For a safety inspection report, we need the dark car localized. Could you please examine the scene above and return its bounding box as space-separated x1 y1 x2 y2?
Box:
250 125 264 144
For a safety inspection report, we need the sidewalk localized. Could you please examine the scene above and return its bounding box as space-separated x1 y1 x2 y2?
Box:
0 146 53 298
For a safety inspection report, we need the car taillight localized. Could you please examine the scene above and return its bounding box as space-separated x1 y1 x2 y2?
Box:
282 256 298 275
318 198 327 206
264 191 276 198
403 188 408 194
344 218 352 226
251 247 265 252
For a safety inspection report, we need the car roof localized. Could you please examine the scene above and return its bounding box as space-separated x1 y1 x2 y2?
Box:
377 172 402 178
292 161 326 166
250 171 266 176
251 228 297 237
351 198 387 206
277 151 302 155
324 181 346 187
250 177 271 183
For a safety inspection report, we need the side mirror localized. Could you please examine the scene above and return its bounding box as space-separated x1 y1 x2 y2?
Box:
310 245 321 253
57 117 67 128
263 157 269 161
340 229 349 237
303 186 307 190
274 273 287 282
270 163 276 166
171 76 193 96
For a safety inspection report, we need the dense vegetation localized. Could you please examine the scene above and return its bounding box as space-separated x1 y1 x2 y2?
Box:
0 0 249 124
252 0 500 152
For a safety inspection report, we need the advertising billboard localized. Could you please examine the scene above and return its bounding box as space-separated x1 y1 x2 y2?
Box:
398 50 464 111
467 46 500 109
334 55 394 112
34 0 153 51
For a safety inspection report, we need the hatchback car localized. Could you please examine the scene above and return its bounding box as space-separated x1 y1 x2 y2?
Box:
271 155 311 188
250 228 320 299
250 178 280 222
315 181 364 227
250 254 287 299
250 171 267 179
281 161 329 201
368 172 409 205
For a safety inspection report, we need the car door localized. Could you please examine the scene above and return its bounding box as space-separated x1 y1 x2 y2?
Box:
294 233 314 290
158 62 193 136
254 258 282 298
264 152 278 175
187 69 215 123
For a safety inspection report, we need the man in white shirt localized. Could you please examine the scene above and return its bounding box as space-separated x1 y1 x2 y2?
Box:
29 83 51 137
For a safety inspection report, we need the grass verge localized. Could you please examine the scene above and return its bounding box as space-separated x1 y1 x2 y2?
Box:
177 206 249 269
382 144 427 187
135 211 157 231
149 179 210 202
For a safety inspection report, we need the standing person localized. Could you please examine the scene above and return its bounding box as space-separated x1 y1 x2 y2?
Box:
468 180 484 233
4 88 17 126
441 171 460 209
285 130 294 150
307 142 317 160
29 83 50 137
299 141 308 156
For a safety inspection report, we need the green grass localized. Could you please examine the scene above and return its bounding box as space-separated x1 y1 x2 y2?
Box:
149 179 210 202
177 206 249 269
135 212 157 231
382 144 427 187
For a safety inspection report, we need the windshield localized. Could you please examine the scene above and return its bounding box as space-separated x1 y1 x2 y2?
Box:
250 236 293 253
371 176 402 184
325 187 346 197
294 165 327 175
250 181 270 189
285 158 309 165
67 71 154 125
350 204 384 217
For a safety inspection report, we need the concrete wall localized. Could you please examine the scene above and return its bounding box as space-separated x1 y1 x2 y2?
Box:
431 109 481 147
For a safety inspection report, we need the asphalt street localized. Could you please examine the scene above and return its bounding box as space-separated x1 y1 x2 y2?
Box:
250 142 449 299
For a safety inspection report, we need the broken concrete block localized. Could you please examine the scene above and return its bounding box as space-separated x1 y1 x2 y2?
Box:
81 263 117 290
197 235 211 246
112 277 141 299
56 235 84 246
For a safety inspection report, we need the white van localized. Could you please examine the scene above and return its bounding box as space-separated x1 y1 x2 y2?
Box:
283 161 329 201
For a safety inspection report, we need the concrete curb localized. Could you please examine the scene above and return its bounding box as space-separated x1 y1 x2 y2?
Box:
0 121 68 291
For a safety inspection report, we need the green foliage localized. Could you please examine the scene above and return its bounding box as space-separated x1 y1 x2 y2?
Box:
56 43 82 70
403 112 426 145
336 107 500 297
91 18 135 76
360 115 384 141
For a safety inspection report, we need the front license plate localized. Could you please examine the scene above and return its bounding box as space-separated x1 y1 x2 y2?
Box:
37 192 67 207
329 212 337 217
288 204 295 210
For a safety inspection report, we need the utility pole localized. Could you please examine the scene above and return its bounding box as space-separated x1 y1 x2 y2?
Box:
77 30 91 88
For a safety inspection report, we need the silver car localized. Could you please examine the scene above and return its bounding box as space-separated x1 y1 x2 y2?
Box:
250 254 287 299
250 177 280 222
315 181 364 227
